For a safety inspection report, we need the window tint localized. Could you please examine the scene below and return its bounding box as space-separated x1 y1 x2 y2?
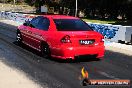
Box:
30 17 41 28
36 17 50 30
30 16 50 31
53 19 92 31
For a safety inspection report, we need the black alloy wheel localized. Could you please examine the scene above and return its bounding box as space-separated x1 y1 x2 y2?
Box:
16 31 22 45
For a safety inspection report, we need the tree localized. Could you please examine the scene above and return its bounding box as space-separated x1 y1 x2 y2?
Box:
24 0 59 13
24 0 132 21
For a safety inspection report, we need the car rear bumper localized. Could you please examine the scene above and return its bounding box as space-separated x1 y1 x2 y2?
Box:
51 45 105 60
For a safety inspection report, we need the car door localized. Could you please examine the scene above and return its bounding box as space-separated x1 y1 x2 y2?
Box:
31 16 50 50
21 16 41 50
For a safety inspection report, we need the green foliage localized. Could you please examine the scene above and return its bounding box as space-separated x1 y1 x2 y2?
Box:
60 0 132 21
24 0 51 7
0 0 25 4
17 0 132 21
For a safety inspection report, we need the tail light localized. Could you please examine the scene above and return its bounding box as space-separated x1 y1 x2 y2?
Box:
61 35 71 43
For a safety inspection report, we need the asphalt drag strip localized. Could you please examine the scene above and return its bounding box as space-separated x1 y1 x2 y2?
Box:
0 20 131 88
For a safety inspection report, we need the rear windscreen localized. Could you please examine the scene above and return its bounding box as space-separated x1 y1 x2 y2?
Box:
53 19 92 31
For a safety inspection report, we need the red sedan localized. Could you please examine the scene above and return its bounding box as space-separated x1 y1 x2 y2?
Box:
17 15 105 60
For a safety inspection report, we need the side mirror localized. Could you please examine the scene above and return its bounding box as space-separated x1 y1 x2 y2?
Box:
29 24 35 28
23 20 30 26
23 23 28 26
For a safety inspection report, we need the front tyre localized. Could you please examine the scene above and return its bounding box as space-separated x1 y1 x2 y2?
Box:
16 30 22 45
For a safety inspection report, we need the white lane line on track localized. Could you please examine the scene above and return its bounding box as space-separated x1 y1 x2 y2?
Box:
98 71 120 79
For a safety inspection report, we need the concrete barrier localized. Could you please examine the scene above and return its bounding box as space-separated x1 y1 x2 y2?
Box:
0 11 132 43
0 11 34 23
87 23 132 43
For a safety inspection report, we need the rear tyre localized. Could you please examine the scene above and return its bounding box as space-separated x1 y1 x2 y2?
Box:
41 43 51 58
16 30 22 45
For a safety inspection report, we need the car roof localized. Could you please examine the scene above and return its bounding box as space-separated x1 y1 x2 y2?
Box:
43 15 79 19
